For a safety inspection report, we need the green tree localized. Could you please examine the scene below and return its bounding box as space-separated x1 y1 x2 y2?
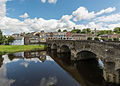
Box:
113 38 119 41
71 29 81 33
114 27 120 34
0 30 3 44
58 29 61 32
87 37 92 40
8 36 14 43
108 38 112 41
2 36 8 45
94 37 99 41
81 28 91 34
63 29 67 32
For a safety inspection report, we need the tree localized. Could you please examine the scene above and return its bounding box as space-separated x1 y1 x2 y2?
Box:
58 29 61 32
94 37 99 41
63 29 67 32
81 28 91 34
0 30 3 44
71 29 81 33
87 37 92 40
8 36 14 43
113 38 119 41
114 27 120 34
2 36 8 45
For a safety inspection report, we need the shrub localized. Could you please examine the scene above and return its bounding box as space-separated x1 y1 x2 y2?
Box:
108 38 112 41
94 37 99 41
87 37 92 40
113 38 119 41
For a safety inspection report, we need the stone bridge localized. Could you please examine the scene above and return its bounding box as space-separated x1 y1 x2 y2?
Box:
47 40 120 63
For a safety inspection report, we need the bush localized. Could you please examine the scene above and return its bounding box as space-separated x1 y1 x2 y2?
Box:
87 37 92 40
108 38 112 41
94 37 99 41
113 38 119 41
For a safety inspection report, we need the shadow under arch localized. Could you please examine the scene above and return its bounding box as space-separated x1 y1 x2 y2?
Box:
76 50 97 60
51 43 57 50
60 45 71 53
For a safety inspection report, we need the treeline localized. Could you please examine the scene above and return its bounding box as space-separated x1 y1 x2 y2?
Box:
58 27 120 35
0 30 14 45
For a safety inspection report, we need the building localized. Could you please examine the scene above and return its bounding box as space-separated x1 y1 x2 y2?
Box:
99 34 120 40
11 36 24 45
40 30 46 43
72 34 94 40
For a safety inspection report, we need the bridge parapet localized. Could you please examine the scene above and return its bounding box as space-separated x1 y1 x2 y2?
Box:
47 40 120 62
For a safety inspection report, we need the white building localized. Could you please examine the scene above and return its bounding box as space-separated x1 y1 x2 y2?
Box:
11 36 24 45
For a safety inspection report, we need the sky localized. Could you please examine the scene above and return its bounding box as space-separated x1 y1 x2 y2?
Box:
0 0 120 35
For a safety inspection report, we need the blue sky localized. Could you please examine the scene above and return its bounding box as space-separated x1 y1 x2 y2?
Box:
7 0 120 19
0 0 120 34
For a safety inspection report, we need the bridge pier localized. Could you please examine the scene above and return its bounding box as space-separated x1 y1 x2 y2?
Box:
71 49 77 60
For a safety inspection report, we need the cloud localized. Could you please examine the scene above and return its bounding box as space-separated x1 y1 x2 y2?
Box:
96 7 116 16
41 0 57 4
0 0 119 35
72 7 116 21
41 0 46 3
40 76 57 86
72 7 95 21
0 64 15 86
94 13 120 23
19 13 29 19
48 0 57 4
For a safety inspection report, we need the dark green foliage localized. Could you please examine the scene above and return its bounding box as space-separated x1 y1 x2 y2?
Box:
81 28 91 34
8 36 15 43
58 29 61 32
97 30 113 36
71 29 81 33
94 37 99 41
0 30 3 44
63 29 67 32
114 27 120 34
108 38 112 41
87 37 92 40
113 38 119 41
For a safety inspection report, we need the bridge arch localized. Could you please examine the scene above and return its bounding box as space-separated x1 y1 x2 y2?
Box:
60 45 71 53
76 50 97 60
51 43 57 50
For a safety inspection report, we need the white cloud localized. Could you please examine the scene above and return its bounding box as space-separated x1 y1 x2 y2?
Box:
60 15 73 22
19 13 29 19
0 64 15 86
48 0 57 4
0 0 7 17
72 7 116 22
94 13 120 23
0 0 119 34
41 0 46 3
72 7 95 21
96 7 116 16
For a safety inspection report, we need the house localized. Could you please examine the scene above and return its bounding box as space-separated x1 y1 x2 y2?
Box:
11 36 24 45
72 34 94 40
99 34 120 40
40 30 46 43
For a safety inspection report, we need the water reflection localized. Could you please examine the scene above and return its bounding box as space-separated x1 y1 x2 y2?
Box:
0 51 80 86
0 50 120 86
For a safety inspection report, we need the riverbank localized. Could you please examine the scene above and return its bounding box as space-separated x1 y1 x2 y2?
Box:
0 45 46 55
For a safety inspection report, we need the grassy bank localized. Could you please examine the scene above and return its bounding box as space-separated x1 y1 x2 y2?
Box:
0 45 46 55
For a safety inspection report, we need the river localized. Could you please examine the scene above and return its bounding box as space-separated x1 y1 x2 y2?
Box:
0 50 119 86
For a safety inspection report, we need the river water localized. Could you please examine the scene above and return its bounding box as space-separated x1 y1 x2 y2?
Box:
0 50 119 86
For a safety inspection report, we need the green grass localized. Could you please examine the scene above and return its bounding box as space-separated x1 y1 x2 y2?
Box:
0 45 46 55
